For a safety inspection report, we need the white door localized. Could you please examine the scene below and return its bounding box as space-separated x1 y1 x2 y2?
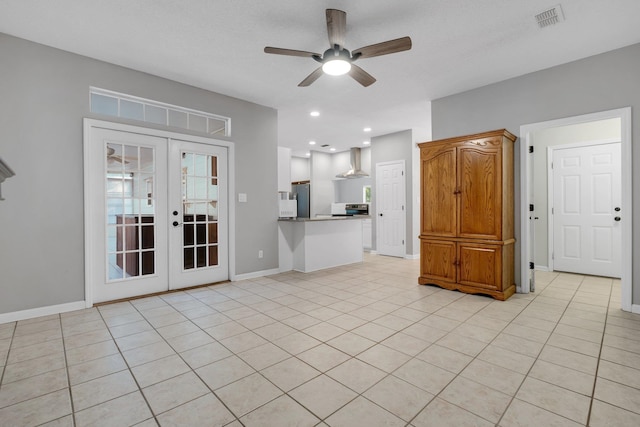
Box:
86 125 229 303
376 161 405 257
552 142 621 277
169 140 228 289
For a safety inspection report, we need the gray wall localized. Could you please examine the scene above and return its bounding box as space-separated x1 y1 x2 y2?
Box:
0 34 278 314
334 178 372 203
432 42 640 304
333 147 372 203
370 129 417 256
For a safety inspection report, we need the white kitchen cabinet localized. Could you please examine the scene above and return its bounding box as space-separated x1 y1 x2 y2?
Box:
277 146 291 192
362 218 372 249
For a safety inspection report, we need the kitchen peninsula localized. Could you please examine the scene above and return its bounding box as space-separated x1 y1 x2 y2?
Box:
278 216 366 273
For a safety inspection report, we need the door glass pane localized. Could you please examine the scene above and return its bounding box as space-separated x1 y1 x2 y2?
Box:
106 142 156 281
208 223 218 244
182 152 219 270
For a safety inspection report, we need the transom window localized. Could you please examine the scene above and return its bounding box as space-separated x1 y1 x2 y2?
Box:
90 87 231 137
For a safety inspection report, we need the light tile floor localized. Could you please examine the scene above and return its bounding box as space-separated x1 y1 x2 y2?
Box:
0 254 639 426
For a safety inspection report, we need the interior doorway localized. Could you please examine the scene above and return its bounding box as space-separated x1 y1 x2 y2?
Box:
520 108 632 311
84 119 232 305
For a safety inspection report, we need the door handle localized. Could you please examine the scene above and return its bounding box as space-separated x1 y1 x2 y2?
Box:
172 221 182 227
173 210 179 216
614 207 621 212
379 213 383 217
614 217 621 222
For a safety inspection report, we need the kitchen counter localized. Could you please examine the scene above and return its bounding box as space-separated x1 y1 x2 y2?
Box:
278 216 364 273
278 215 370 222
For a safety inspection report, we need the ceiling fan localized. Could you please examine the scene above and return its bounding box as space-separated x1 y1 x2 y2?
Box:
106 146 130 164
264 9 412 87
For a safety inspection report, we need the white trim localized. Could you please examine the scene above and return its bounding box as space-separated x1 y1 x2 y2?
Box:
232 268 280 281
534 265 550 272
632 304 640 315
404 254 420 260
0 301 86 324
546 139 621 274
546 146 554 272
83 118 236 307
520 107 632 312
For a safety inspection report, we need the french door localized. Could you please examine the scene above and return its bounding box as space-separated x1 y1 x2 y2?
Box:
169 140 228 288
85 123 228 303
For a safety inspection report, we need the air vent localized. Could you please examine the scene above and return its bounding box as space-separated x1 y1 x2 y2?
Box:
321 144 330 147
535 4 565 28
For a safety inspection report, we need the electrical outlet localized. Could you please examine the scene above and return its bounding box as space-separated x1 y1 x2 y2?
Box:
258 250 263 259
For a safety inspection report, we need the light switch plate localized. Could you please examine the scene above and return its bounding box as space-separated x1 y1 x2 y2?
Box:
238 193 247 203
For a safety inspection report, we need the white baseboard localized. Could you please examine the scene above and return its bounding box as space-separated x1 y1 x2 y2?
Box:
233 268 281 281
535 266 550 272
404 253 420 260
632 304 640 314
0 301 87 325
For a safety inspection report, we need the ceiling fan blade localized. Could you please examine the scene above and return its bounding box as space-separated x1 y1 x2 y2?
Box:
264 47 319 58
298 67 324 87
352 36 412 59
349 64 376 87
326 9 346 49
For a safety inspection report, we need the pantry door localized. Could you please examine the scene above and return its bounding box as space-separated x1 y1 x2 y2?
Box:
168 140 228 289
85 121 229 304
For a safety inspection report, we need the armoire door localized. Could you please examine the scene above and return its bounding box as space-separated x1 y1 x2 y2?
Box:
457 145 502 240
420 239 456 283
457 242 501 291
421 146 457 237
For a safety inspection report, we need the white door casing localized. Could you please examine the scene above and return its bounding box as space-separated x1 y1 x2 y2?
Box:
375 160 406 257
84 119 232 305
550 142 621 278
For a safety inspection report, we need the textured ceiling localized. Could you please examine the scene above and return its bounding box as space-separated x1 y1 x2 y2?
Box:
2 0 640 156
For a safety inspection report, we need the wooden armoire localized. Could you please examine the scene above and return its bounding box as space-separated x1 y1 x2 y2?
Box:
418 129 517 300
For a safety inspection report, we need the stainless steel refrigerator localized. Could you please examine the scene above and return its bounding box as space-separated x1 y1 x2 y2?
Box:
292 183 310 218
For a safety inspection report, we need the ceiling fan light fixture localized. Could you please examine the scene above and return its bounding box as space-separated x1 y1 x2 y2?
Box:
322 59 351 76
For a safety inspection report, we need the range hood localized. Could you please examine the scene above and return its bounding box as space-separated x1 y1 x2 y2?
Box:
336 147 369 179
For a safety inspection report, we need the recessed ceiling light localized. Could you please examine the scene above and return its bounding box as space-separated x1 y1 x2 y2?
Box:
309 141 316 145
330 148 336 152
306 152 310 156
363 127 372 132
310 111 320 117
363 141 370 145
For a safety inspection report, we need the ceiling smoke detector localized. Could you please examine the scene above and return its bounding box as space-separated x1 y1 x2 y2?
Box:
535 4 565 28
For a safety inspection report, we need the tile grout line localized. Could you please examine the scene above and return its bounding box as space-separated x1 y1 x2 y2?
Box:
493 273 585 426
58 313 78 427
8 261 630 426
584 276 614 426
95 303 161 426
0 321 17 390
133 292 252 425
